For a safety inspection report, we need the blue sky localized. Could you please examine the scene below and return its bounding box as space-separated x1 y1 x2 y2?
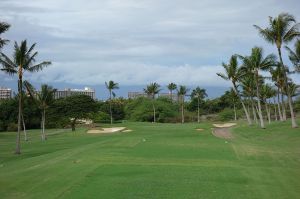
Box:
0 0 300 99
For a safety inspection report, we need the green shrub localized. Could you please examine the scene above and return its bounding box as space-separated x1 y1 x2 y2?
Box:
7 123 18 132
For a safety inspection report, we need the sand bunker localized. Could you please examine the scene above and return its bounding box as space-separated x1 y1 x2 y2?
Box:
212 123 237 128
212 128 233 139
87 127 127 134
196 128 204 131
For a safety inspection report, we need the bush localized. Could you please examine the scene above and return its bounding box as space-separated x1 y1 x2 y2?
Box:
7 123 18 132
125 97 178 123
92 111 111 123
218 108 235 121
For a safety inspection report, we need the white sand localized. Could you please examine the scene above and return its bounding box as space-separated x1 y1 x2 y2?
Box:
212 123 237 128
87 127 127 134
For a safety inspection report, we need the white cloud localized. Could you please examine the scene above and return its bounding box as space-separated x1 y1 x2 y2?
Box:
0 0 299 89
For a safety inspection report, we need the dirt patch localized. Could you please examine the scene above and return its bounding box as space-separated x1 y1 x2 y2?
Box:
212 127 233 139
212 123 237 128
122 129 133 132
87 127 127 134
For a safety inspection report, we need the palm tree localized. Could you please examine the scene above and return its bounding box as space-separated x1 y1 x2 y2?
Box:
240 75 258 124
105 80 119 124
261 84 276 124
270 65 286 121
191 86 207 123
228 88 239 121
254 13 300 128
217 55 252 125
25 82 56 140
238 47 276 128
177 85 189 123
0 21 10 50
0 40 51 154
144 83 161 123
285 40 300 72
167 83 177 101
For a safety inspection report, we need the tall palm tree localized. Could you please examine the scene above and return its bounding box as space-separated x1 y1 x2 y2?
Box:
285 40 300 72
144 83 161 123
191 86 207 123
240 75 258 124
254 13 300 128
229 88 239 121
0 21 10 50
177 85 189 123
25 82 56 140
105 80 119 124
261 84 276 124
270 65 286 121
167 83 177 101
0 40 51 154
217 55 252 125
238 47 276 128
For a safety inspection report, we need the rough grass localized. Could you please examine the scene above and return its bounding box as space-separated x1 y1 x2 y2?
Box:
0 121 299 199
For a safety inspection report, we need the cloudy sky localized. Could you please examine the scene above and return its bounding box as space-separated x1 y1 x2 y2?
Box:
0 0 300 99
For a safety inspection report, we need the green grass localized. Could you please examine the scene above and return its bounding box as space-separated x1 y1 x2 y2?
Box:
0 121 300 199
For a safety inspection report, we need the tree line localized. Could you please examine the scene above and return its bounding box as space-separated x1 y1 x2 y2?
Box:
217 13 300 129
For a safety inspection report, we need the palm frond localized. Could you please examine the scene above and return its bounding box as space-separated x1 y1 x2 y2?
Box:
27 61 51 72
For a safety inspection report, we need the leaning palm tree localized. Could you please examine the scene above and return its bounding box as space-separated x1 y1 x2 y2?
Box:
0 21 10 50
240 74 258 124
25 82 56 140
191 86 207 123
270 65 286 121
177 85 189 123
144 83 161 123
217 55 252 125
167 83 177 101
238 47 276 128
105 80 119 124
254 13 300 128
285 40 300 72
0 40 51 154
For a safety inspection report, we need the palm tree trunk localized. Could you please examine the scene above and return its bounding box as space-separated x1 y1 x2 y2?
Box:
170 90 173 102
22 113 27 141
255 75 265 129
277 47 298 128
41 112 44 141
281 92 287 121
233 103 237 121
43 109 46 140
197 97 200 123
71 119 76 131
277 87 283 121
265 102 271 124
152 99 156 123
251 97 258 124
181 99 184 123
109 91 113 125
16 76 22 154
233 83 252 125
273 98 278 121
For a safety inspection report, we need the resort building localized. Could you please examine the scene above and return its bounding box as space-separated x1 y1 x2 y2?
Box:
128 92 148 99
0 87 13 100
128 91 179 101
54 87 95 99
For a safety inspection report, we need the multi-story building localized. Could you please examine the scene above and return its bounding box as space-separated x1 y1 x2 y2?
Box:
128 92 148 99
54 87 95 99
0 87 12 99
128 91 179 101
